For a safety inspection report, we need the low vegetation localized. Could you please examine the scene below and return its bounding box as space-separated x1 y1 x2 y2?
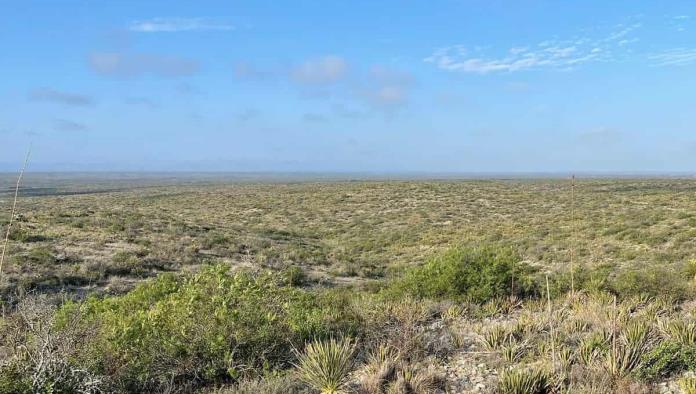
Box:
2 177 696 392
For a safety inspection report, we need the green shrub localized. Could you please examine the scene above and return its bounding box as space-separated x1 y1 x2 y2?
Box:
684 259 696 282
201 232 230 249
386 246 538 302
282 266 307 287
638 340 696 381
609 266 693 300
547 264 613 297
0 363 32 394
61 265 361 392
11 245 56 266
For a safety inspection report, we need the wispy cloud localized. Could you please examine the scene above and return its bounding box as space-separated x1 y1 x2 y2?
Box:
236 56 413 118
649 48 696 66
670 14 690 32
360 65 414 115
291 55 348 84
29 88 95 106
124 97 158 109
233 61 273 81
236 108 260 123
128 17 233 32
302 113 328 123
53 118 88 132
425 23 641 73
88 52 199 77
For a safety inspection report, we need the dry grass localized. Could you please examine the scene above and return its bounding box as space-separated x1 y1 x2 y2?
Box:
3 176 696 299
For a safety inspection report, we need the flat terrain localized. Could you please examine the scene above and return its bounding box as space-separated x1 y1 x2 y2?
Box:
2 174 696 298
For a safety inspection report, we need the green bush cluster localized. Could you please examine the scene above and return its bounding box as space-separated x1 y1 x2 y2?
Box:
638 341 696 381
59 265 361 392
609 265 694 300
548 263 695 300
385 246 538 302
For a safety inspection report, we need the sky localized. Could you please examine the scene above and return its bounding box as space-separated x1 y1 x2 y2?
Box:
1 0 696 173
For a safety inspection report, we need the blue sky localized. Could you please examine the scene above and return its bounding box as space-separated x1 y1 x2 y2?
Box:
1 1 696 172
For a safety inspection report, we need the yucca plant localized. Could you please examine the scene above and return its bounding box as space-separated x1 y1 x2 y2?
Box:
480 298 504 317
443 303 466 320
294 337 357 394
605 321 653 377
360 343 399 394
389 364 443 394
447 324 468 349
500 338 526 363
480 325 513 350
578 330 609 366
678 376 696 394
556 346 574 372
563 318 590 335
667 320 696 346
496 367 552 394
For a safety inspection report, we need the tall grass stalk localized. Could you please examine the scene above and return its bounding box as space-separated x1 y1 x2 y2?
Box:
546 274 556 369
0 146 30 284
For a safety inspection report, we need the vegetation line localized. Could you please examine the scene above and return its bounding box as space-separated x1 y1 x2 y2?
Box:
570 174 576 293
0 146 31 283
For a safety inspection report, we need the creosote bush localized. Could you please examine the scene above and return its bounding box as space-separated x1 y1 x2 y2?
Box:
386 246 538 302
58 265 361 392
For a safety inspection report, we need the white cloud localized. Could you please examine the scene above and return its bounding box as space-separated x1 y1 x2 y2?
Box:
649 48 696 66
128 17 233 32
291 55 348 84
425 23 641 74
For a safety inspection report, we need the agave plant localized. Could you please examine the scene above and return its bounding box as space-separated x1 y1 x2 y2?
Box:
496 367 552 394
293 337 357 394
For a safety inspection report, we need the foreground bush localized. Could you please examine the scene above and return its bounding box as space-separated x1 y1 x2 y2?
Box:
609 265 694 300
60 265 361 392
638 340 696 381
386 246 538 302
0 297 106 393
